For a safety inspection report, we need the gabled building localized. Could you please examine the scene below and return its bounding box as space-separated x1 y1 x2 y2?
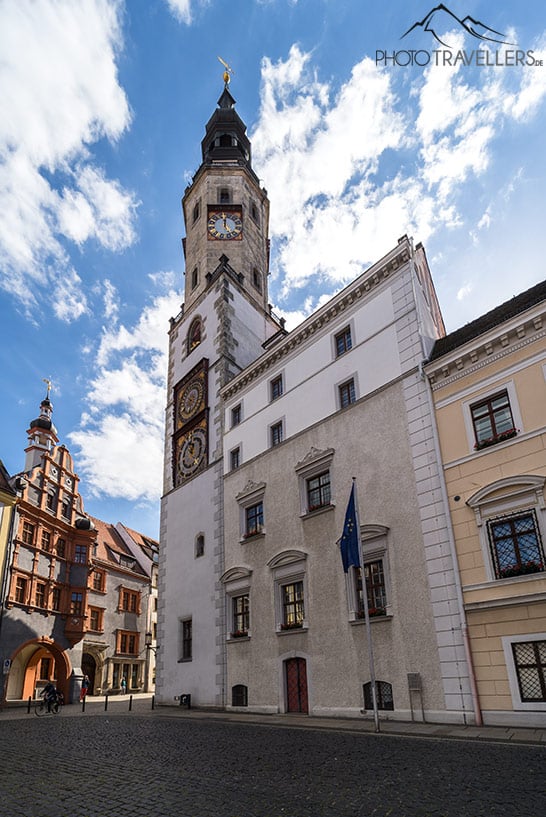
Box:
425 281 546 726
0 389 158 704
157 79 477 724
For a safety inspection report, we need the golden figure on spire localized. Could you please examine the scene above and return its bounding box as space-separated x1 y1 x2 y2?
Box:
42 377 53 399
218 56 234 88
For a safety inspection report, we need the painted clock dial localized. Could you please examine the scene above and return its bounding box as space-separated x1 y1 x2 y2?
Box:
207 211 242 240
177 427 207 478
178 377 204 424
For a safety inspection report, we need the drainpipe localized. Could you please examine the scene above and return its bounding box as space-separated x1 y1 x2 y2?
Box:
420 362 483 726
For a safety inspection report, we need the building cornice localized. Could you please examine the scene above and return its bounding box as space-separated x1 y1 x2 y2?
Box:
221 237 413 401
425 302 546 391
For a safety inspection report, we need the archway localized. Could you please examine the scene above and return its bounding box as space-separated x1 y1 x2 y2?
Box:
81 653 97 695
4 639 71 703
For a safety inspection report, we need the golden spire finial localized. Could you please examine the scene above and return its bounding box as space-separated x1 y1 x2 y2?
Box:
218 55 234 88
42 377 53 399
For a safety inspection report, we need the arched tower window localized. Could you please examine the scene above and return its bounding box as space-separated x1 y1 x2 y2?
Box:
195 534 204 558
219 187 231 203
187 318 202 354
219 134 232 147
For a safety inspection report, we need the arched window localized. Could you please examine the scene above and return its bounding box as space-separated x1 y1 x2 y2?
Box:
363 680 394 711
232 684 248 707
188 318 201 353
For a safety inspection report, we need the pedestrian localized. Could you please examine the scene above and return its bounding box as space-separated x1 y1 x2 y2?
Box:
120 676 127 695
80 674 90 702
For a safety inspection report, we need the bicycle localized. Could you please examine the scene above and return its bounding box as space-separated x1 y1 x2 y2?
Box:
35 695 62 717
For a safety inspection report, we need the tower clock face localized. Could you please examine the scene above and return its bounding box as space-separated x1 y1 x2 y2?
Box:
177 427 207 478
207 211 242 240
178 377 205 424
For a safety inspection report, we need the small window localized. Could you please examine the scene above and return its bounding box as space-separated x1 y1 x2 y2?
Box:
270 421 283 447
15 577 27 603
41 531 51 552
339 379 356 409
250 202 259 223
35 583 46 608
230 447 240 471
219 186 231 203
232 594 249 637
57 538 66 558
363 680 394 711
119 588 140 613
281 581 304 630
192 201 200 223
306 471 331 512
188 318 202 352
181 618 192 660
70 592 83 615
46 491 56 511
92 570 106 592
89 607 104 632
335 326 352 357
270 375 283 401
512 641 546 702
52 587 61 611
191 267 198 290
356 560 388 617
245 502 263 538
117 630 139 656
195 534 205 558
22 522 35 545
471 390 516 450
232 684 248 706
488 511 544 580
74 544 87 564
62 500 71 520
231 404 241 427
252 268 262 292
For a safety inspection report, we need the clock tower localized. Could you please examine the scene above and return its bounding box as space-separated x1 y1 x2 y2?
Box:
156 78 283 707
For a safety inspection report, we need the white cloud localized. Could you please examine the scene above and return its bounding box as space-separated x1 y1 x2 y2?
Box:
164 0 192 24
0 0 136 320
456 283 473 301
68 282 182 502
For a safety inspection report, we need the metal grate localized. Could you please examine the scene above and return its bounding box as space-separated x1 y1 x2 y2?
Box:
513 641 546 702
488 511 544 579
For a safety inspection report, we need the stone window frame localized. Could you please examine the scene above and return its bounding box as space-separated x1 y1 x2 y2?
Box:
346 525 392 622
221 566 252 641
337 376 358 410
462 380 522 455
467 476 546 583
236 481 266 542
267 550 308 634
270 418 284 448
333 323 353 358
502 633 546 712
295 447 335 518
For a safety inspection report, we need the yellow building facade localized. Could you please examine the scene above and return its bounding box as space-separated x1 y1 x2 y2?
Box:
425 281 546 726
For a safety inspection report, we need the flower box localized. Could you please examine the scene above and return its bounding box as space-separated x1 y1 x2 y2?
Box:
230 630 248 639
357 608 386 619
474 428 518 450
280 622 303 631
499 561 544 579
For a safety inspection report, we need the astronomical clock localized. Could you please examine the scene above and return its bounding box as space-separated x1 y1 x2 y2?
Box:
173 359 208 486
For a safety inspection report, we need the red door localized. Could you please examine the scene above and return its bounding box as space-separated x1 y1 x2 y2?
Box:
285 658 308 713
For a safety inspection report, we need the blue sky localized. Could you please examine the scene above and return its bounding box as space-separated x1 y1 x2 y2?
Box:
1 0 545 538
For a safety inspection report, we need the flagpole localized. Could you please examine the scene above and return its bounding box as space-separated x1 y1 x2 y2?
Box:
352 477 380 733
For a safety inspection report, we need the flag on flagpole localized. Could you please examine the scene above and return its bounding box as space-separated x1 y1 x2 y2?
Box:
339 482 360 572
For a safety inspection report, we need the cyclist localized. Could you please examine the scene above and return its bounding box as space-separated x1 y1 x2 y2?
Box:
40 681 58 713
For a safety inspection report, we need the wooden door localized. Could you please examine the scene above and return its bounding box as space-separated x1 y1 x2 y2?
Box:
285 657 308 713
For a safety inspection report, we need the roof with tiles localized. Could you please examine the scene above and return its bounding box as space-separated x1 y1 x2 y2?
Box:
90 516 148 577
428 279 546 361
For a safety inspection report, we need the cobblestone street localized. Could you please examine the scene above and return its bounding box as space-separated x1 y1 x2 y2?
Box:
0 705 545 817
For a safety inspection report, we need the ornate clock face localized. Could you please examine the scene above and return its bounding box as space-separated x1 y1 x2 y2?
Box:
178 377 204 424
207 211 242 240
178 428 207 478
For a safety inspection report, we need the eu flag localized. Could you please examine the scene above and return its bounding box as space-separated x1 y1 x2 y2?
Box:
339 483 360 572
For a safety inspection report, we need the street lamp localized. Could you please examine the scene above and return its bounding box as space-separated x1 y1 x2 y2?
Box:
144 631 158 654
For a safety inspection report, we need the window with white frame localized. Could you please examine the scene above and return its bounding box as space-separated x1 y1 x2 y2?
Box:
236 480 266 541
339 378 356 409
270 420 283 447
221 566 252 641
270 374 283 401
467 476 546 584
268 550 308 634
232 594 249 637
295 447 335 517
346 525 391 621
503 633 546 711
231 404 241 427
230 447 241 471
463 381 522 454
335 326 352 357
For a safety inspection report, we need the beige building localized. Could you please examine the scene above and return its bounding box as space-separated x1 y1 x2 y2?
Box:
425 281 546 726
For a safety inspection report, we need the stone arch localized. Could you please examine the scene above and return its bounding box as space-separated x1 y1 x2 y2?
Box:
4 638 71 703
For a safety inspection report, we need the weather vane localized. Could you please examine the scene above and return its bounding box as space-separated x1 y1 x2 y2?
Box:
43 377 53 399
218 56 234 88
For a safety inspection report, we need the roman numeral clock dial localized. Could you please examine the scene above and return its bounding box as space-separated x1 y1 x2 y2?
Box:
207 211 243 240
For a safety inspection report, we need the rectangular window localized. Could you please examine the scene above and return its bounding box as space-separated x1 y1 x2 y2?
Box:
488 512 544 580
512 640 546 702
245 502 263 538
230 447 240 471
41 531 51 551
74 544 87 564
120 588 139 613
117 631 139 656
356 560 388 617
46 492 56 510
39 657 51 681
181 618 192 660
92 570 106 592
56 538 66 558
89 607 103 632
281 581 304 629
471 390 516 449
339 379 356 409
231 404 241 427
52 587 61 611
70 592 83 615
15 577 27 603
270 421 283 447
307 471 331 511
22 522 35 545
232 595 249 636
335 326 352 357
62 500 71 520
35 582 46 608
131 664 139 689
270 375 283 401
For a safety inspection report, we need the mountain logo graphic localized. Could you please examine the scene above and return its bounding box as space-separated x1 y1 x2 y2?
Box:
401 4 516 49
